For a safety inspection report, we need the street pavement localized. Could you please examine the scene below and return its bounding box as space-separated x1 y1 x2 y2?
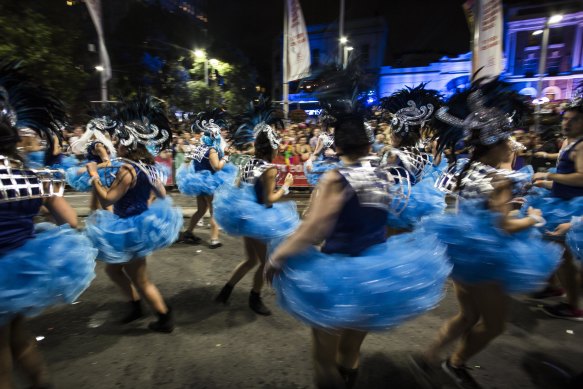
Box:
16 191 583 389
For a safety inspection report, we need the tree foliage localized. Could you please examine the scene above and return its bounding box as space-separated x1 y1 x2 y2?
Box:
0 3 89 109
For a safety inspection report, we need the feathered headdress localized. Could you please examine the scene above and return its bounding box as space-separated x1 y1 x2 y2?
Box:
380 83 442 139
434 77 530 153
192 108 230 157
564 81 583 112
0 61 66 147
232 97 283 150
313 61 375 148
115 95 171 155
69 104 118 155
191 108 229 138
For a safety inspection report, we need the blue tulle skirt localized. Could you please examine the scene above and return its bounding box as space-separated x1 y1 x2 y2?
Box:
421 204 563 294
523 195 583 231
387 176 446 229
25 151 45 169
304 158 341 186
427 155 448 179
65 162 122 192
85 197 183 264
51 155 81 171
0 223 97 326
273 230 451 331
176 162 237 196
213 182 300 242
567 219 583 262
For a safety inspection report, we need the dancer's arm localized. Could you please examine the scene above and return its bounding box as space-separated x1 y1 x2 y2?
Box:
87 162 134 208
93 143 111 164
262 168 294 205
540 144 583 187
44 196 78 228
266 171 345 280
489 177 540 233
209 148 227 171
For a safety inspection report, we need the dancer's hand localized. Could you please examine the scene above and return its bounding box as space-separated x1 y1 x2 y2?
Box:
284 173 294 187
264 256 283 286
324 148 335 157
532 172 549 182
546 222 572 237
86 161 98 176
527 207 542 218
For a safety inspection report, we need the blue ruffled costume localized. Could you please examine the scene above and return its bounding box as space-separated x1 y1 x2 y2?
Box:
567 218 583 262
304 156 341 186
65 160 123 192
422 199 562 294
523 139 583 231
0 180 96 325
85 164 183 263
176 145 237 196
27 151 81 172
213 158 300 242
273 161 451 331
214 182 299 242
176 161 237 196
387 173 446 230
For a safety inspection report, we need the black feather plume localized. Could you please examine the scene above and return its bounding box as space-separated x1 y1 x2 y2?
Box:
0 60 67 147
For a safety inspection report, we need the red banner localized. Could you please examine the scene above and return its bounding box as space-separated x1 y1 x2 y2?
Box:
155 155 174 186
272 156 310 187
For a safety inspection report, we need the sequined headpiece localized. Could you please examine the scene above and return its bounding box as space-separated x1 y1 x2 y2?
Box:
115 95 171 155
564 81 583 112
436 89 515 146
433 77 529 150
381 83 442 138
232 97 283 150
253 121 280 149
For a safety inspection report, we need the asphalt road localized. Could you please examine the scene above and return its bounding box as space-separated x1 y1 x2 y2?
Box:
15 191 583 389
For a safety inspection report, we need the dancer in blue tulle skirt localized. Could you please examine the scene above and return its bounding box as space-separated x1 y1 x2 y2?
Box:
84 95 182 333
411 78 563 388
214 98 298 316
176 109 236 248
527 93 583 321
0 62 96 389
303 124 340 186
265 65 451 389
379 84 447 231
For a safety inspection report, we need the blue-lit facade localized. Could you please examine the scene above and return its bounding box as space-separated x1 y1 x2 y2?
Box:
277 1 583 107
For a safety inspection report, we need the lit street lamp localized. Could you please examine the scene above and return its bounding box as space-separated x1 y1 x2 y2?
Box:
193 50 219 87
535 14 563 101
95 65 104 72
534 13 563 132
343 46 353 69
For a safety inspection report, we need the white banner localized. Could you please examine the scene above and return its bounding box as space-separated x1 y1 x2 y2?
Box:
86 0 112 81
471 0 503 78
286 0 311 82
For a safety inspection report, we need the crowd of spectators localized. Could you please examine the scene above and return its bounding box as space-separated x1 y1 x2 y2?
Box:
54 107 566 176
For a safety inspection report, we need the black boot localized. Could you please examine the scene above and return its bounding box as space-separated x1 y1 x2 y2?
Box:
338 365 359 389
148 307 174 333
215 283 234 304
249 290 272 316
120 300 144 324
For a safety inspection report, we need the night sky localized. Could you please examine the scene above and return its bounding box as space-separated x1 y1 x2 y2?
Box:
207 0 471 85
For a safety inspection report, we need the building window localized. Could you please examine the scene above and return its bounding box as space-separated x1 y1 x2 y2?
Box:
361 44 370 66
312 49 320 67
542 86 561 100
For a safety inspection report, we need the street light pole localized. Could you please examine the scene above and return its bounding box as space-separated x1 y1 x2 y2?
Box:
536 21 551 101
343 46 353 69
204 59 209 86
338 0 345 66
534 14 562 132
